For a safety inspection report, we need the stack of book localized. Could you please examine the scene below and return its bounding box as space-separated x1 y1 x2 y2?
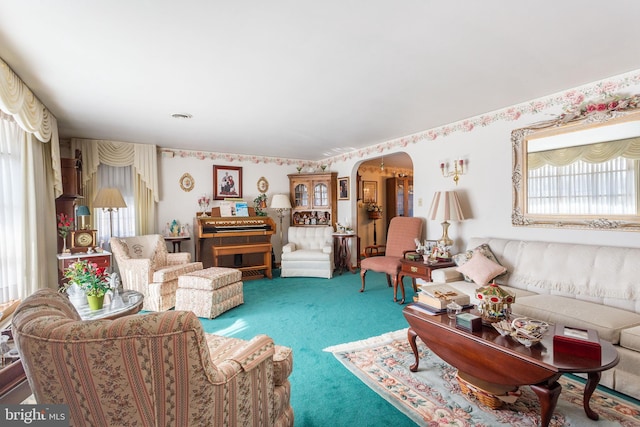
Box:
415 284 471 314
405 252 423 261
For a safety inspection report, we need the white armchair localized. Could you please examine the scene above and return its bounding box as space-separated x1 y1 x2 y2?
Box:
280 226 334 279
110 234 203 311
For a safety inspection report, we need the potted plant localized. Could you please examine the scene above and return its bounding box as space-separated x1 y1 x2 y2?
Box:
63 260 111 310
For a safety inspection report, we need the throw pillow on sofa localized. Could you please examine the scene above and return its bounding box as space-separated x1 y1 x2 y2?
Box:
453 243 505 282
456 249 507 286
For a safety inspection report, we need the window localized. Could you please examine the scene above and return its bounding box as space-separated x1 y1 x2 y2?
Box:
95 164 136 244
527 157 638 215
0 114 23 303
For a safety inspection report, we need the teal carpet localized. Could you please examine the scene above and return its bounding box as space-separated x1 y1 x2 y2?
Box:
198 269 418 427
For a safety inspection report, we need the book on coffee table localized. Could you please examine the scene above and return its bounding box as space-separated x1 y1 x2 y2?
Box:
413 301 474 315
418 284 470 309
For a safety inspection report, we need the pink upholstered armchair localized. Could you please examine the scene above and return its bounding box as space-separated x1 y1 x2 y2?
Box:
13 289 294 427
360 216 423 304
110 234 203 311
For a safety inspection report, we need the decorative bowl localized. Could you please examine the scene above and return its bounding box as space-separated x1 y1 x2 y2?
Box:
511 330 544 348
511 318 549 334
491 320 514 337
509 317 549 347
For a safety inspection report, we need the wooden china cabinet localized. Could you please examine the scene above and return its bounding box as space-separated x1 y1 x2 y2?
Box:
385 176 413 227
55 154 83 253
288 172 337 227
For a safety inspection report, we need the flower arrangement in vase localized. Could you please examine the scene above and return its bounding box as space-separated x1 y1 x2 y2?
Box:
366 202 383 220
63 260 111 310
57 213 74 253
197 195 211 217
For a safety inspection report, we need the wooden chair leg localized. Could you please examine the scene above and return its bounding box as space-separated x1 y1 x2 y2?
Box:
398 276 406 304
360 269 367 292
385 274 392 287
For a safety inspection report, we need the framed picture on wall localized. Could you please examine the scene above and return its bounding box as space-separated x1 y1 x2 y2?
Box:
363 181 377 204
213 165 243 200
338 176 349 200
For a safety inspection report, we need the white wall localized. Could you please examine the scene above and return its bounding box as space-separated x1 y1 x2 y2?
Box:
157 154 295 261
157 72 640 267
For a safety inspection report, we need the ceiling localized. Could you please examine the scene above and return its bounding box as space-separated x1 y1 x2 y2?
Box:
1 1 640 162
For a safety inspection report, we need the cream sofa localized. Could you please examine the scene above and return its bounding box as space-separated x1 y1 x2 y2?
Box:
430 237 640 400
280 226 334 279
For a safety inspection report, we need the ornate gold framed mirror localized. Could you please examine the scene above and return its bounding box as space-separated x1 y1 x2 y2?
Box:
512 94 640 231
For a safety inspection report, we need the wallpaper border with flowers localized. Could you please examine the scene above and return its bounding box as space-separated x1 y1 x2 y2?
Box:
160 69 640 167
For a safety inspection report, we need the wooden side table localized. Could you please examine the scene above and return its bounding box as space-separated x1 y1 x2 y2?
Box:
397 258 456 304
164 235 190 252
333 233 356 274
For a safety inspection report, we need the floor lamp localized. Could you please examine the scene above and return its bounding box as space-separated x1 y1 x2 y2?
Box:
270 194 292 245
93 187 127 239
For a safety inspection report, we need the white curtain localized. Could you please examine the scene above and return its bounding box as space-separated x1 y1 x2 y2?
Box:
528 137 640 169
71 139 158 236
0 57 60 304
0 112 58 303
528 157 637 215
95 165 135 244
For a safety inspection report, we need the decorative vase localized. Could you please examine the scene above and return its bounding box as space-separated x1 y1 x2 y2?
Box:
87 295 105 310
62 237 68 254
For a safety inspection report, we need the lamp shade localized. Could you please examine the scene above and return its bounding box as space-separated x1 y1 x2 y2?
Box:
93 188 127 209
76 205 91 216
270 194 292 210
428 191 465 221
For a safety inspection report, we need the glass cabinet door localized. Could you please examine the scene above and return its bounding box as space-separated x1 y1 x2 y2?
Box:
294 183 309 207
397 183 405 216
313 183 328 207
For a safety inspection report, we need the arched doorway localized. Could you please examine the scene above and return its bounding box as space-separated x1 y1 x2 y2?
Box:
355 153 414 263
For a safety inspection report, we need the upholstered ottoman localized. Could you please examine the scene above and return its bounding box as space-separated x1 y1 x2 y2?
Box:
176 267 244 318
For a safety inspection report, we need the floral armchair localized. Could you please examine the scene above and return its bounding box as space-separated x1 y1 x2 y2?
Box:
110 234 203 311
13 289 294 427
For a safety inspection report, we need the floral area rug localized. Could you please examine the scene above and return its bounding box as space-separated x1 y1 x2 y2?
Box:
324 329 640 426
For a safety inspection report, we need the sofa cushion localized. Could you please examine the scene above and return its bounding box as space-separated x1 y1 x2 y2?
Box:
456 250 507 286
512 294 640 344
620 325 640 352
454 243 507 283
446 280 538 302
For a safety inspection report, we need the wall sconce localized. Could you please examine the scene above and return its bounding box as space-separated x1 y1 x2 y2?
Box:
440 159 466 185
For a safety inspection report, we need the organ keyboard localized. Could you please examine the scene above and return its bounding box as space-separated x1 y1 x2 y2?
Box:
195 207 276 280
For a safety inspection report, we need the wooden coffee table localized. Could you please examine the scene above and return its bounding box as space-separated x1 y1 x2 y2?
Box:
403 303 619 427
